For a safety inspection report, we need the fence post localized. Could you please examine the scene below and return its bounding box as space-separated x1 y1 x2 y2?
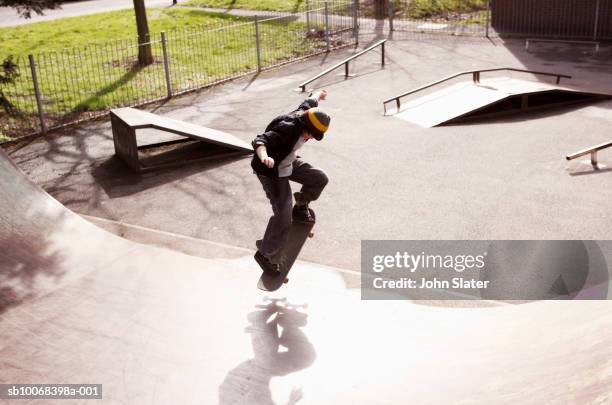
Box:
352 0 359 42
306 0 310 31
325 2 330 52
593 0 601 40
160 32 172 98
255 15 262 71
485 0 490 38
387 0 394 32
28 54 47 135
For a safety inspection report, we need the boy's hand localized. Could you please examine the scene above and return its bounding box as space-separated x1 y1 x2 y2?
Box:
312 89 327 101
261 157 275 169
255 145 275 168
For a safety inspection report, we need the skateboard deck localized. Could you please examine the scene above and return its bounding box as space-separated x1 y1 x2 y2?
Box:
257 214 315 292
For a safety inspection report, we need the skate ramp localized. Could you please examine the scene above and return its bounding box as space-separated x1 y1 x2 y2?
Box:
0 149 139 310
2 149 612 404
110 107 252 171
384 69 611 127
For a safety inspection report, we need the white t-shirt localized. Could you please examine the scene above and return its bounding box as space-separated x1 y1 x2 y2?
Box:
278 136 306 177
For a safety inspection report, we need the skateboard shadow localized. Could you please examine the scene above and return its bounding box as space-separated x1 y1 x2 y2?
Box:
218 298 316 405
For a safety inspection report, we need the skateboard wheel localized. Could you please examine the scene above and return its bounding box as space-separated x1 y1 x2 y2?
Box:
284 278 289 284
308 232 314 238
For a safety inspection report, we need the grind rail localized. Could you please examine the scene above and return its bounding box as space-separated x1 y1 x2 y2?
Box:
298 39 387 92
566 141 612 168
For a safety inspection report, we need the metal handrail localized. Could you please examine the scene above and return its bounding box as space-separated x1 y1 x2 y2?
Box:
298 39 387 92
566 141 612 168
382 67 572 115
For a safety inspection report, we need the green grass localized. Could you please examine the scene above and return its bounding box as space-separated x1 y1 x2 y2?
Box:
184 0 306 13
356 0 486 20
0 7 330 137
0 8 246 57
406 0 487 19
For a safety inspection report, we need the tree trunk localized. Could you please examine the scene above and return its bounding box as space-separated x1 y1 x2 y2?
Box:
374 0 386 19
133 0 153 66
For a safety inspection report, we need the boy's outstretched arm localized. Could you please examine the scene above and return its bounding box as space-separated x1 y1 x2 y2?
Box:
295 89 328 112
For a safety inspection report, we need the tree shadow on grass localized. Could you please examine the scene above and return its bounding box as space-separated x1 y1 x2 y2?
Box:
292 0 305 13
70 60 155 114
223 0 238 11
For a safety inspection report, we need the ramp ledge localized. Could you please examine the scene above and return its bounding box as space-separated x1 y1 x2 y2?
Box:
382 67 572 115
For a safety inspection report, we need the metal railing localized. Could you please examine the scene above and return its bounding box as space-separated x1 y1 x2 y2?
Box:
298 39 386 92
383 67 572 115
357 0 491 38
566 141 612 169
0 1 357 140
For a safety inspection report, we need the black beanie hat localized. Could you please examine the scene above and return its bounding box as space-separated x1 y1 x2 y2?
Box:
301 107 331 140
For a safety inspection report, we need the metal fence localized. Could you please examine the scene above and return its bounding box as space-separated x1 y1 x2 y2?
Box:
357 0 491 38
5 1 607 140
491 0 612 40
373 0 612 40
0 1 356 140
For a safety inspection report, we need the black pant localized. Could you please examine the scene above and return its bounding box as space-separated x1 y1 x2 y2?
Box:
257 159 328 258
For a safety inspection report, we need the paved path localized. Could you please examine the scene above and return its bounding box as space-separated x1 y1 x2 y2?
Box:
0 1 318 28
0 0 179 27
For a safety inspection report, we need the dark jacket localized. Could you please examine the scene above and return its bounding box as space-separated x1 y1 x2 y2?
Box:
251 98 318 178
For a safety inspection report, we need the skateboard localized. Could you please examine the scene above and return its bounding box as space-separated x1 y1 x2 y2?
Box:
257 209 315 291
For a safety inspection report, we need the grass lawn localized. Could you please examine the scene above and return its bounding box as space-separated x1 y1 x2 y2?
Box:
407 0 487 18
353 0 486 21
0 7 330 137
0 8 246 57
184 0 306 13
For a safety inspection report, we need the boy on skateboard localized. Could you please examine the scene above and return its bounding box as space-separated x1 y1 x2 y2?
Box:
252 90 331 275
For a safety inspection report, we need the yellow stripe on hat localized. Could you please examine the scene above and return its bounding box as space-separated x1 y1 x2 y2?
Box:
308 109 328 132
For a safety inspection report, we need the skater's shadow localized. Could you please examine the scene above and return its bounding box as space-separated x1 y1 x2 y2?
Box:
218 298 316 405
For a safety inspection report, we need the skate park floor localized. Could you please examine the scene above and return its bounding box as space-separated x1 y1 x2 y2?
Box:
3 34 612 404
6 35 612 274
1 146 612 405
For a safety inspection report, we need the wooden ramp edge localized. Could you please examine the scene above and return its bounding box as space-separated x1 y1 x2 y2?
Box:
110 107 252 171
392 77 612 128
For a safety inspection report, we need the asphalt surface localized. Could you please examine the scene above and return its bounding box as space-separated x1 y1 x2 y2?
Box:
0 0 178 27
2 148 612 404
6 36 612 273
